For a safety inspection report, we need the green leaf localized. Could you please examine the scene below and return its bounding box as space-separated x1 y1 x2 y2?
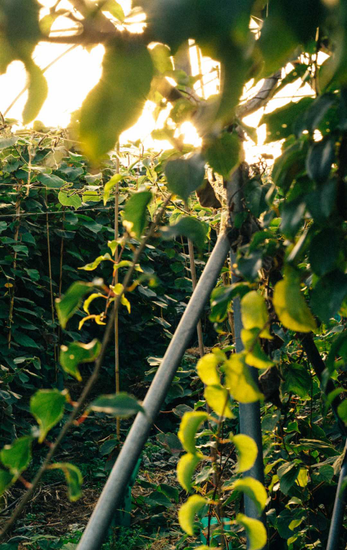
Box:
165 154 205 202
236 514 267 550
224 353 263 403
281 363 311 399
150 43 173 73
337 400 347 424
209 283 250 323
0 469 14 496
237 251 262 282
232 434 258 473
22 62 48 124
296 93 336 136
197 353 220 385
204 385 234 418
0 436 33 476
311 270 347 324
161 216 208 251
178 495 206 536
49 463 83 501
177 452 202 492
273 271 317 333
80 38 153 161
272 140 308 194
58 191 82 210
178 411 208 454
261 98 314 144
89 393 144 418
103 174 123 205
56 281 94 329
78 253 113 271
244 180 269 218
37 173 66 188
306 137 335 184
102 0 125 22
30 389 66 443
241 329 274 369
309 229 340 276
277 461 300 494
123 191 152 239
241 291 272 339
205 132 240 178
228 478 267 516
280 197 306 240
60 339 101 381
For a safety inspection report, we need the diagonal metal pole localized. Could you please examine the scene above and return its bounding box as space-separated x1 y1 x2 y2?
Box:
226 168 266 535
77 231 230 550
326 438 347 550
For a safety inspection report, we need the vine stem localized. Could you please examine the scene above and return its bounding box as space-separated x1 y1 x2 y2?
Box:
0 194 171 541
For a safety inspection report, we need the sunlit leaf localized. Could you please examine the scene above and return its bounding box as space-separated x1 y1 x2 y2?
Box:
241 291 272 339
89 393 144 418
178 495 206 536
197 353 220 385
123 191 152 239
165 154 205 203
204 385 234 418
22 62 48 124
102 0 125 22
58 191 82 210
241 329 274 369
232 434 258 473
273 271 317 333
60 339 101 381
83 293 107 314
30 389 66 443
49 463 83 501
236 513 267 550
226 478 267 515
56 281 96 329
103 174 123 205
178 411 208 454
78 253 113 271
161 216 208 251
80 38 153 161
224 353 263 403
177 452 202 492
0 436 33 477
150 43 173 73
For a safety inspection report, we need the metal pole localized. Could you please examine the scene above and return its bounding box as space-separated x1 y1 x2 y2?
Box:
326 439 347 550
227 167 266 532
77 232 230 550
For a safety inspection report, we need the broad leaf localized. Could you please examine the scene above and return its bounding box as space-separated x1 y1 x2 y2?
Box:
227 478 267 515
22 62 48 124
224 353 263 403
165 154 205 202
236 514 267 550
60 339 101 381
281 363 311 399
49 463 83 501
204 385 234 418
0 470 14 496
273 271 316 333
306 137 335 184
232 434 258 473
209 283 250 323
261 98 314 144
90 393 144 418
205 132 240 178
56 281 95 329
178 495 206 536
103 174 123 205
309 229 340 276
241 291 272 339
197 353 220 385
337 400 347 424
311 270 347 324
123 191 152 239
277 461 301 494
178 411 208 454
177 452 202 492
80 38 153 161
241 329 274 369
58 191 82 210
0 436 33 477
161 216 208 251
30 389 66 443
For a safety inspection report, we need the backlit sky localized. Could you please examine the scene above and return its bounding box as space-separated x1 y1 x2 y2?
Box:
0 0 316 162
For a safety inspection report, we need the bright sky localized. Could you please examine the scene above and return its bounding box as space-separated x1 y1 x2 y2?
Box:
0 0 316 162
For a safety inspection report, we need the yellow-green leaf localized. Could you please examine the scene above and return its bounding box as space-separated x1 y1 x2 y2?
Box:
0 436 33 477
178 495 206 536
178 411 208 454
177 452 202 492
204 385 234 418
49 463 83 501
224 353 263 403
78 253 112 271
60 339 101 381
123 191 152 239
236 514 267 550
30 389 66 443
241 329 274 369
226 478 267 516
197 353 220 385
232 434 258 473
103 174 123 205
273 273 317 333
22 62 48 124
83 293 107 315
241 291 272 339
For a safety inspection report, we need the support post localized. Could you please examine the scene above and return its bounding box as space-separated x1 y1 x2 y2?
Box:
326 439 347 550
226 167 266 536
77 232 230 550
